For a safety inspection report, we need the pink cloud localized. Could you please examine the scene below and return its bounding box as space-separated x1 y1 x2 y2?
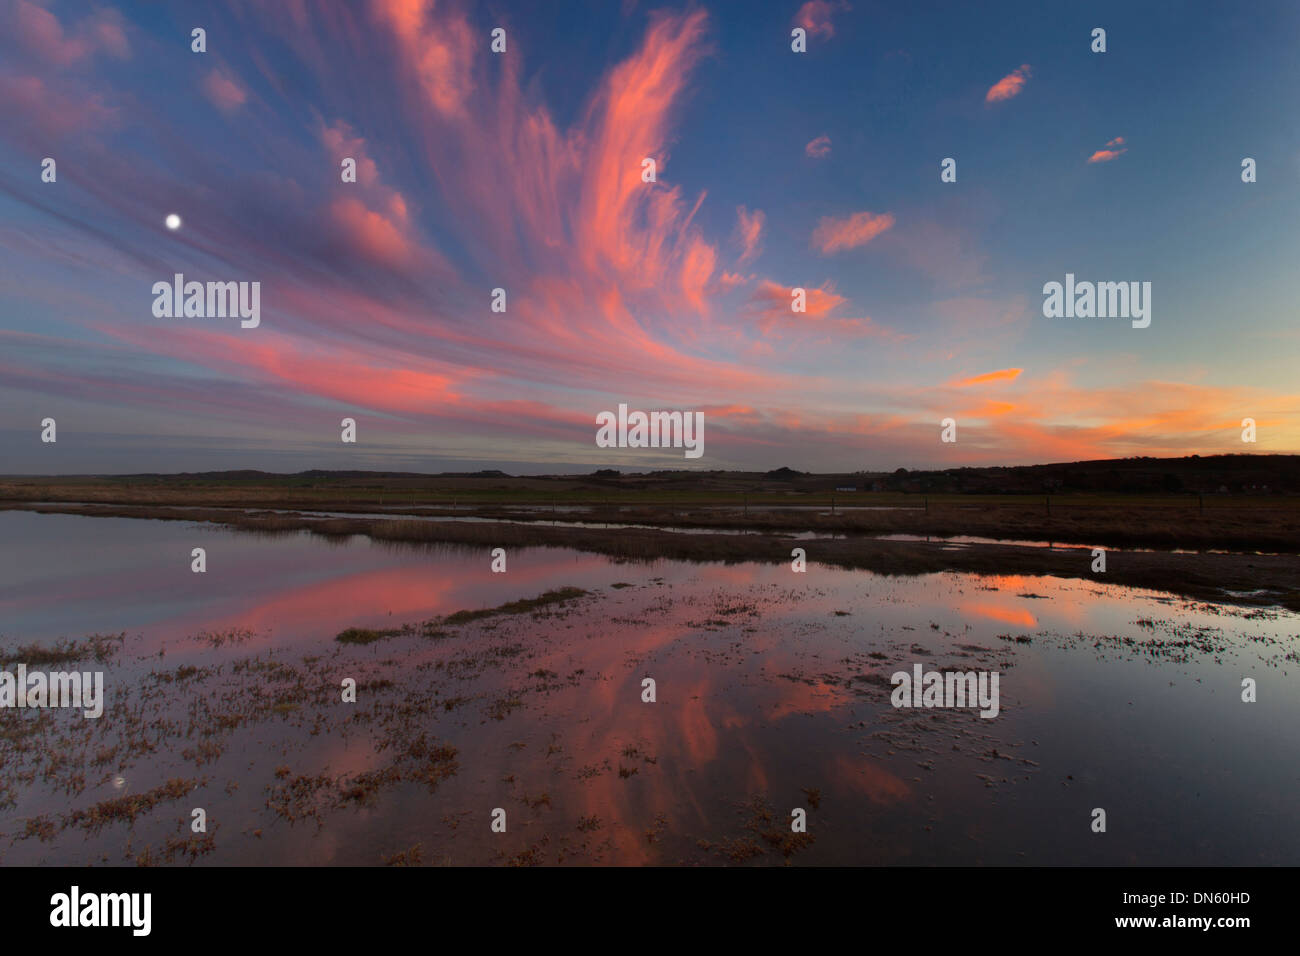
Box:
794 1 849 40
99 325 469 419
320 119 380 186
330 196 414 267
750 279 845 320
743 280 907 339
203 68 248 112
680 236 718 315
0 72 118 138
87 10 129 59
7 1 130 66
718 271 748 292
363 5 733 341
570 10 714 297
805 134 831 158
373 0 475 117
734 206 765 265
985 64 1031 103
317 117 433 273
811 210 896 254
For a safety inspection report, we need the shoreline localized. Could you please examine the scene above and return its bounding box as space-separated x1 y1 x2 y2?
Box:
6 501 1297 611
1 484 1297 552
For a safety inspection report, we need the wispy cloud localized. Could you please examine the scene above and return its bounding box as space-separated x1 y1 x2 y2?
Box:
805 134 831 158
793 1 850 40
985 64 1031 103
5 1 129 67
734 206 765 265
203 68 247 113
750 279 843 317
1088 136 1127 163
950 368 1023 387
812 210 895 254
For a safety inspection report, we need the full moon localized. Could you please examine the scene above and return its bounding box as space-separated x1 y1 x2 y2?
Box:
165 213 182 231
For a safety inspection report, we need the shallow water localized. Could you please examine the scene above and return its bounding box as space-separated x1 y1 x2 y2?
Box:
24 503 849 538
1 510 1297 866
877 533 1275 556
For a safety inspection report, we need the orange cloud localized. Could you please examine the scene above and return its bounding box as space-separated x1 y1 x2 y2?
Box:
958 399 1019 418
952 368 1023 387
909 373 1300 465
1088 136 1127 163
985 64 1031 103
969 604 1038 628
812 210 895 254
805 134 831 158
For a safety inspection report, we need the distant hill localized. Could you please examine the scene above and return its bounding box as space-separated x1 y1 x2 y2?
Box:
15 454 1298 496
103 469 518 481
600 455 1299 495
861 455 1298 495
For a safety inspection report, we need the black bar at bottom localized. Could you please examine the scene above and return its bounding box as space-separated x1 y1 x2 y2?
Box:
3 865 1279 942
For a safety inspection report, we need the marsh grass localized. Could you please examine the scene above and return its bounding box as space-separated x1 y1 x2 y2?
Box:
335 626 405 645
0 632 124 667
63 777 198 835
334 588 588 646
442 587 588 625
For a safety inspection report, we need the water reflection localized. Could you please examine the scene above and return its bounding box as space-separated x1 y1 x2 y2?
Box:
1 511 1297 866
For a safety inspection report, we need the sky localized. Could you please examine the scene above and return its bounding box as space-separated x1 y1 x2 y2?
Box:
1 0 1298 474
